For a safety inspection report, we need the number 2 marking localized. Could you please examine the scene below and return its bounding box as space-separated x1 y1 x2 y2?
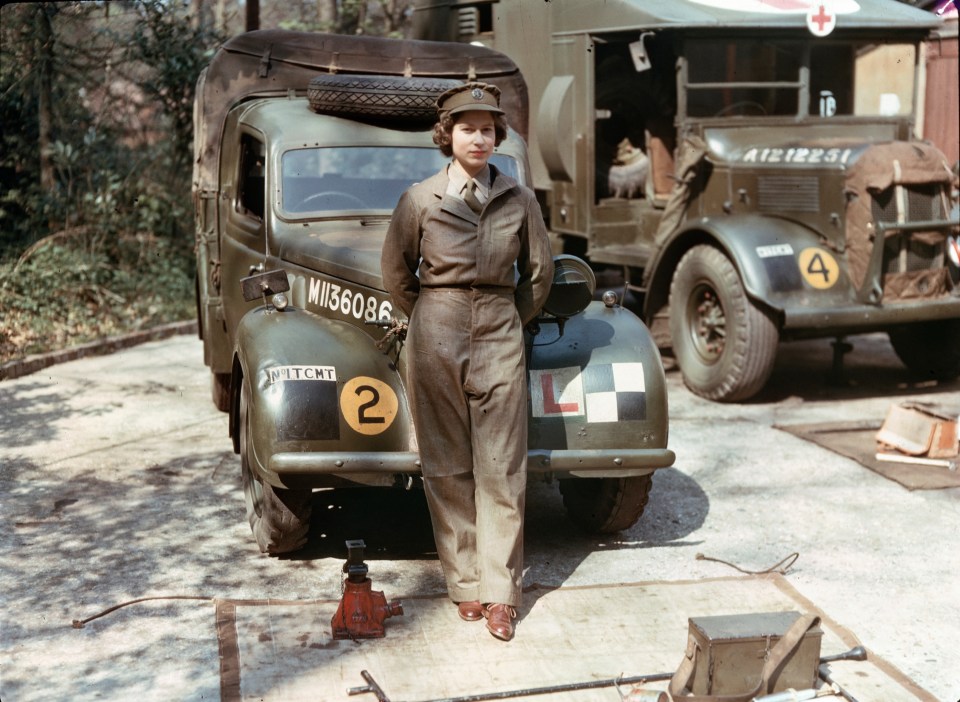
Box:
355 385 385 425
340 376 399 435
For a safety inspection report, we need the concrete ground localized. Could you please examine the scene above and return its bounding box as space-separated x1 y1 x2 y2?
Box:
0 330 957 701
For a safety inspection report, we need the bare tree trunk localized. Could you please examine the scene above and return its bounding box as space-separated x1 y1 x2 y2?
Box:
356 2 367 33
215 0 227 34
317 0 336 28
246 0 259 31
191 0 200 29
36 4 55 195
380 0 407 35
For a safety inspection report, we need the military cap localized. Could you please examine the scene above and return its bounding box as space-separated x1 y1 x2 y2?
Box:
436 82 504 117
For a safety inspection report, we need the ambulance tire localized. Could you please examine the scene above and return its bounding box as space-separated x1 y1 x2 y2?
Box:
307 75 462 122
669 245 778 402
888 319 960 380
240 380 312 554
559 475 652 533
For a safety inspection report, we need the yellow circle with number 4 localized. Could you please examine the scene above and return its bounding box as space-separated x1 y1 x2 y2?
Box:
340 376 399 435
798 248 840 290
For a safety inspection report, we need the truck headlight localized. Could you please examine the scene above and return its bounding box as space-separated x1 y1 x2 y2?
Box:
542 254 596 318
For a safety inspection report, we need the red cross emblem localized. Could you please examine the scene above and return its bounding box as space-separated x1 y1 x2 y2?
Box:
806 3 836 36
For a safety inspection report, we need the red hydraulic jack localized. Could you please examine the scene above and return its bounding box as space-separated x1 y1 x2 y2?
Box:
332 539 403 640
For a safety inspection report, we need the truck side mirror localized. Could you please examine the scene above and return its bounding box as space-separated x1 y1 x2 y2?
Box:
241 269 290 302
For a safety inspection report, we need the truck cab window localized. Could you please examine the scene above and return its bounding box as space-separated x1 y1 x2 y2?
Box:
686 40 801 117
238 134 266 220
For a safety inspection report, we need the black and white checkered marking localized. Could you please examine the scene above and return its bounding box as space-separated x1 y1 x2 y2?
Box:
530 362 646 422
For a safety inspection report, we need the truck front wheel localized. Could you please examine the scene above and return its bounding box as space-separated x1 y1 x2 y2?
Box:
888 319 960 380
559 476 652 533
212 372 231 412
239 382 312 554
669 245 778 402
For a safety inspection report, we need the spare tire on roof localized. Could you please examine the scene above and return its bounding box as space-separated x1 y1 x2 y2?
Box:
307 74 464 122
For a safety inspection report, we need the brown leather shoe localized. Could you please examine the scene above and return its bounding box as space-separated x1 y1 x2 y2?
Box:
483 603 517 641
457 600 484 622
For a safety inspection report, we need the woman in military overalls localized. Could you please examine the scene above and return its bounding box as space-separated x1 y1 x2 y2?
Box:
381 83 553 641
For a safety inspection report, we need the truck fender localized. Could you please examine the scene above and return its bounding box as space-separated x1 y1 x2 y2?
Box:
231 305 413 488
644 214 850 321
529 300 669 456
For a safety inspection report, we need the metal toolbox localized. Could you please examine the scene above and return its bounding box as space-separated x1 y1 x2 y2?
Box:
687 611 822 695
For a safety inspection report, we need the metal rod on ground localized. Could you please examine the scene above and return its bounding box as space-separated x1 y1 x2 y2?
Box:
349 670 391 702
819 646 866 664
754 683 841 701
348 646 868 702
818 664 860 702
348 671 673 702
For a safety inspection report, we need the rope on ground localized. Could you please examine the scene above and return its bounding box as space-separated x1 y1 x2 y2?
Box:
695 551 799 576
71 595 213 629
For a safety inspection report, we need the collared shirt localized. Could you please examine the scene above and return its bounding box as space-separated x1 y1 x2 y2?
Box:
446 162 490 207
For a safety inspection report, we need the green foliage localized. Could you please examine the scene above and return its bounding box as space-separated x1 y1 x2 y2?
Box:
0 0 414 365
0 231 195 362
124 0 221 172
279 0 412 38
0 1 219 362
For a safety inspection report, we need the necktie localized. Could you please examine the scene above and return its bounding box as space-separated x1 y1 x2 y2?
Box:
463 179 483 214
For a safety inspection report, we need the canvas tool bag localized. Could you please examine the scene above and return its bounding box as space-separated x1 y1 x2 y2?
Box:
669 612 821 702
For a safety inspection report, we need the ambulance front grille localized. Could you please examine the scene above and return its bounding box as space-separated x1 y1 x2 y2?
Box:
871 184 947 274
870 184 943 225
757 176 820 213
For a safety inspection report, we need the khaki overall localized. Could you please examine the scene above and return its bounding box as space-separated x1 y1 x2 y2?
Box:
382 164 553 605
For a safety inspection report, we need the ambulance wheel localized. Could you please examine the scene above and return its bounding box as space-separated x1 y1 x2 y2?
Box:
669 245 778 402
239 380 311 554
888 319 960 380
559 475 652 533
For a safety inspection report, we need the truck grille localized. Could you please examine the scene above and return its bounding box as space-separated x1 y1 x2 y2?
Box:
871 184 947 275
871 184 943 225
882 231 942 273
758 176 819 213
866 183 953 300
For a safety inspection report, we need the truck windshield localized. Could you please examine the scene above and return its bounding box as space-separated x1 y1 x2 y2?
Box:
281 146 520 214
684 39 916 119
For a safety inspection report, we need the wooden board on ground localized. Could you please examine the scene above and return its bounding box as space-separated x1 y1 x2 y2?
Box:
775 421 960 490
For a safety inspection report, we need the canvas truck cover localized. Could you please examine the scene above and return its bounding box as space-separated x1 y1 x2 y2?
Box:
192 30 528 195
844 142 956 298
438 0 944 35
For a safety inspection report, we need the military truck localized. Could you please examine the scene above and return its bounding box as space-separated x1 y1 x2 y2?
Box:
413 0 960 401
193 31 675 554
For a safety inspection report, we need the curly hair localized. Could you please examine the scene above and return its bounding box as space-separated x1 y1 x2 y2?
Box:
432 112 509 157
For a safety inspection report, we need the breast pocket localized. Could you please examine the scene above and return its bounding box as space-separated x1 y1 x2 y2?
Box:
489 203 524 240
479 203 524 278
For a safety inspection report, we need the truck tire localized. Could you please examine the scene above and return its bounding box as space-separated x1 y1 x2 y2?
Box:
240 381 311 554
669 245 778 402
888 319 960 380
559 476 652 533
212 372 231 413
307 75 462 122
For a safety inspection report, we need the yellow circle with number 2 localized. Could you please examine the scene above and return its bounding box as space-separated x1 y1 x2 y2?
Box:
798 247 840 290
340 376 399 435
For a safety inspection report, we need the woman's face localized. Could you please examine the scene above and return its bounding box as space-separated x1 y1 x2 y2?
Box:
450 110 496 177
